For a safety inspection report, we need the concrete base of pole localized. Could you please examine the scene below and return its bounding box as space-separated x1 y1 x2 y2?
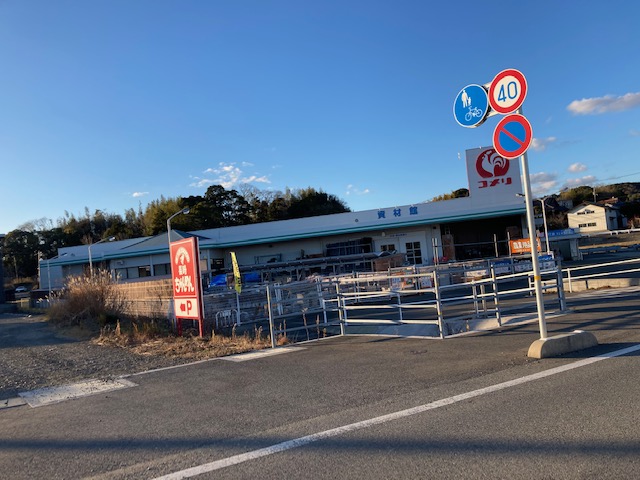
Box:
528 330 598 359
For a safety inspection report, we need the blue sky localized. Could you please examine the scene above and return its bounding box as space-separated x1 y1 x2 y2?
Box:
2 1 639 234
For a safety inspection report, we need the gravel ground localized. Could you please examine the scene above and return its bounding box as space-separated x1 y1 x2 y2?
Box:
0 313 192 400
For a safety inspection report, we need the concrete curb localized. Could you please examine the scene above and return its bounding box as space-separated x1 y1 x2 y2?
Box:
0 397 27 410
528 330 598 359
563 277 640 292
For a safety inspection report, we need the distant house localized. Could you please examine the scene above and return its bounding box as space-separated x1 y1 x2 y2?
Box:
556 199 574 210
567 202 626 233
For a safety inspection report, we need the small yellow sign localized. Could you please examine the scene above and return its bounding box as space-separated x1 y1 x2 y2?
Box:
230 251 242 294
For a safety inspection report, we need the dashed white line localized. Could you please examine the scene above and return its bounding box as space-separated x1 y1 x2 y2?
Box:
153 343 640 479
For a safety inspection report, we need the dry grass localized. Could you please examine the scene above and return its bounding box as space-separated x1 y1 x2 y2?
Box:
48 270 124 329
94 323 285 360
46 270 289 359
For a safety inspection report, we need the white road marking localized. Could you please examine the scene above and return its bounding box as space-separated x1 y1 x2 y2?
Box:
220 346 304 362
18 378 137 408
153 343 640 480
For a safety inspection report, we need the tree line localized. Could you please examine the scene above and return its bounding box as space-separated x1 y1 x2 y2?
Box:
2 185 349 280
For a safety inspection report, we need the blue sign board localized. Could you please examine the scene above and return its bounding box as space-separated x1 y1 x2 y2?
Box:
453 84 489 128
547 228 577 238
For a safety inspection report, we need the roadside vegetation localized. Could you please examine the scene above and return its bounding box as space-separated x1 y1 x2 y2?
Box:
46 271 281 360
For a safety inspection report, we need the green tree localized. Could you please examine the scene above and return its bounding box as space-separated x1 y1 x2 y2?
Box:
286 188 350 219
202 185 252 227
2 230 39 278
429 188 469 202
559 186 596 205
142 196 185 236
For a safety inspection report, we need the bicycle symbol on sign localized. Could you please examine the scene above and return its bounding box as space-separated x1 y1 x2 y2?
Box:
464 106 484 122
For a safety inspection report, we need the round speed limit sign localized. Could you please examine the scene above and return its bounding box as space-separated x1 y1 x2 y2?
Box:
488 69 527 115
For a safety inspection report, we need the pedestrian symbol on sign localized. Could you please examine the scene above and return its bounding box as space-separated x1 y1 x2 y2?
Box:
461 89 470 107
453 84 489 128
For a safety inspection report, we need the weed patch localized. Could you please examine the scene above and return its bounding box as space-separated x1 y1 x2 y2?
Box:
95 323 272 359
48 270 124 331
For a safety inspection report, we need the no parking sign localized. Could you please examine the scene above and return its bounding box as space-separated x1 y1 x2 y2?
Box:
492 114 533 159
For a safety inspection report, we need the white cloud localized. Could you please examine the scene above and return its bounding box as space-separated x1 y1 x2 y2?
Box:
132 191 149 198
563 175 597 187
345 184 371 196
192 162 271 190
567 92 640 115
189 177 215 188
567 162 587 173
531 137 557 151
630 129 640 137
530 172 558 195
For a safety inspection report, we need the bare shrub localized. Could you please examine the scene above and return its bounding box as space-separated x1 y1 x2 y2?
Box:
95 324 272 359
48 270 124 329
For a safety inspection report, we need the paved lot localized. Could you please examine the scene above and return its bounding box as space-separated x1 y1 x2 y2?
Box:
1 287 640 479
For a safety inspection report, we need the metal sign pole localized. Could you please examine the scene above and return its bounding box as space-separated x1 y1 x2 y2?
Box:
519 106 547 339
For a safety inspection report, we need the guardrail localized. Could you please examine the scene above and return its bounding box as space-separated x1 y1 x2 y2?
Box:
334 262 566 338
563 257 640 293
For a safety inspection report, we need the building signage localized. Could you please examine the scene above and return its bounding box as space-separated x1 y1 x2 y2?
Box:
170 237 204 336
377 205 419 221
547 228 577 237
466 146 522 198
509 237 541 254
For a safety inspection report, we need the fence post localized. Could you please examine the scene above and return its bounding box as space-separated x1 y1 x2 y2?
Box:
567 268 573 293
472 282 479 317
275 285 284 316
266 284 276 348
491 266 502 327
235 290 242 326
480 283 488 317
556 258 568 312
335 281 346 336
433 271 445 338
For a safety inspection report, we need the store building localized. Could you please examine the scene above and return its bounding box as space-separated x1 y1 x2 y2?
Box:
40 147 529 289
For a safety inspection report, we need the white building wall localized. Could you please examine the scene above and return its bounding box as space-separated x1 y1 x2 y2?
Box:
568 205 610 233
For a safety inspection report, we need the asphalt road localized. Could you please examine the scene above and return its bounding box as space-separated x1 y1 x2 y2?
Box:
2 286 640 479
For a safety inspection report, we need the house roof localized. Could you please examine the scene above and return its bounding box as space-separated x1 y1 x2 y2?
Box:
49 196 527 265
567 201 619 214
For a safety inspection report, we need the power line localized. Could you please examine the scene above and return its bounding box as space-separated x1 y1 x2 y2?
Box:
602 171 640 181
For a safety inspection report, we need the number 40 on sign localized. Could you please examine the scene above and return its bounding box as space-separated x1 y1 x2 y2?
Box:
488 69 527 115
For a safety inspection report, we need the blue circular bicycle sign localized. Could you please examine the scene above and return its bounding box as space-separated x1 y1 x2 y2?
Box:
453 84 489 128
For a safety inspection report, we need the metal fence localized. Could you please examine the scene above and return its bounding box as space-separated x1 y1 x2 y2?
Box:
103 257 569 341
27 252 640 343
332 259 565 338
563 257 640 293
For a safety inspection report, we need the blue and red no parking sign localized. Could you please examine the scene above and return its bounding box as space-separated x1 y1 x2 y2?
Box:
492 113 532 159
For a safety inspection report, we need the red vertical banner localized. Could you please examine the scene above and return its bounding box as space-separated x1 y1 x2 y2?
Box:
169 237 204 336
